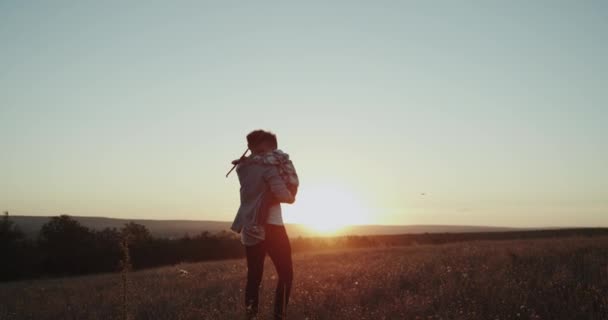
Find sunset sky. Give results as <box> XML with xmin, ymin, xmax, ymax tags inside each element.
<box><xmin>1</xmin><ymin>1</ymin><xmax>606</xmax><ymax>228</ymax></box>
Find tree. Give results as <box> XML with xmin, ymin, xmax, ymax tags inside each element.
<box><xmin>0</xmin><ymin>211</ymin><xmax>24</xmax><ymax>244</ymax></box>
<box><xmin>0</xmin><ymin>211</ymin><xmax>31</xmax><ymax>281</ymax></box>
<box><xmin>93</xmin><ymin>227</ymin><xmax>122</xmax><ymax>272</ymax></box>
<box><xmin>121</xmin><ymin>222</ymin><xmax>151</xmax><ymax>245</ymax></box>
<box><xmin>38</xmin><ymin>215</ymin><xmax>96</xmax><ymax>275</ymax></box>
<box><xmin>120</xmin><ymin>222</ymin><xmax>154</xmax><ymax>269</ymax></box>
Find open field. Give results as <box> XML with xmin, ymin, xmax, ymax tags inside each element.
<box><xmin>1</xmin><ymin>236</ymin><xmax>606</xmax><ymax>320</ymax></box>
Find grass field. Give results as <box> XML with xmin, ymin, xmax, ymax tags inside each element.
<box><xmin>1</xmin><ymin>236</ymin><xmax>606</xmax><ymax>320</ymax></box>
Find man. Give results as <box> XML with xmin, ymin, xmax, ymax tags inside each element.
<box><xmin>231</xmin><ymin>130</ymin><xmax>296</xmax><ymax>320</ymax></box>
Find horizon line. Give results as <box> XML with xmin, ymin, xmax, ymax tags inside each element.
<box><xmin>7</xmin><ymin>213</ymin><xmax>608</xmax><ymax>230</ymax></box>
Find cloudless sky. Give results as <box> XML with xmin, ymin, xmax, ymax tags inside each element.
<box><xmin>1</xmin><ymin>1</ymin><xmax>607</xmax><ymax>227</ymax></box>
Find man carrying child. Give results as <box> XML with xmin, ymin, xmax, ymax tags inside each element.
<box><xmin>230</xmin><ymin>130</ymin><xmax>299</xmax><ymax>320</ymax></box>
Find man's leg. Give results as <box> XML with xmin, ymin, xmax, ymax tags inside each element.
<box><xmin>245</xmin><ymin>242</ymin><xmax>266</xmax><ymax>316</ymax></box>
<box><xmin>265</xmin><ymin>225</ymin><xmax>293</xmax><ymax>320</ymax></box>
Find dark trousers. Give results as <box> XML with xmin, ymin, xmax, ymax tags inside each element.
<box><xmin>245</xmin><ymin>224</ymin><xmax>293</xmax><ymax>319</ymax></box>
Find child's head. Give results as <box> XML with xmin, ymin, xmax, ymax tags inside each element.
<box><xmin>247</xmin><ymin>130</ymin><xmax>278</xmax><ymax>154</ymax></box>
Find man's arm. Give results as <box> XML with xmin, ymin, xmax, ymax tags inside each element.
<box><xmin>262</xmin><ymin>166</ymin><xmax>295</xmax><ymax>204</ymax></box>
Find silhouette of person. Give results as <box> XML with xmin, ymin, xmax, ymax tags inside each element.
<box><xmin>230</xmin><ymin>130</ymin><xmax>297</xmax><ymax>320</ymax></box>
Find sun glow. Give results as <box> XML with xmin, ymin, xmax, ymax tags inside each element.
<box><xmin>283</xmin><ymin>183</ymin><xmax>371</xmax><ymax>235</ymax></box>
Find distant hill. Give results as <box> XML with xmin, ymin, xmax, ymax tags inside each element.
<box><xmin>10</xmin><ymin>215</ymin><xmax>525</xmax><ymax>239</ymax></box>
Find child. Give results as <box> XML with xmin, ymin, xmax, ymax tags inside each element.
<box><xmin>257</xmin><ymin>148</ymin><xmax>299</xmax><ymax>194</ymax></box>
<box><xmin>254</xmin><ymin>149</ymin><xmax>299</xmax><ymax>225</ymax></box>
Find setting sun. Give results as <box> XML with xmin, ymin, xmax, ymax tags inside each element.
<box><xmin>284</xmin><ymin>183</ymin><xmax>371</xmax><ymax>235</ymax></box>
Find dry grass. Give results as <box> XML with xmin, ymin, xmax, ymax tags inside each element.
<box><xmin>0</xmin><ymin>236</ymin><xmax>606</xmax><ymax>320</ymax></box>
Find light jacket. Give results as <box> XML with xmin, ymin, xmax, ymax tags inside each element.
<box><xmin>230</xmin><ymin>155</ymin><xmax>295</xmax><ymax>245</ymax></box>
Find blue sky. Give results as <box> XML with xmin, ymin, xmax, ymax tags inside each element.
<box><xmin>1</xmin><ymin>1</ymin><xmax>606</xmax><ymax>227</ymax></box>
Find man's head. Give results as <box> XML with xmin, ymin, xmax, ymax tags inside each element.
<box><xmin>247</xmin><ymin>130</ymin><xmax>278</xmax><ymax>154</ymax></box>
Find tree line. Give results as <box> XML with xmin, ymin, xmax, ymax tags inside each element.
<box><xmin>1</xmin><ymin>213</ymin><xmax>247</xmax><ymax>281</ymax></box>
<box><xmin>3</xmin><ymin>211</ymin><xmax>607</xmax><ymax>282</ymax></box>
<box><xmin>0</xmin><ymin>212</ymin><xmax>379</xmax><ymax>282</ymax></box>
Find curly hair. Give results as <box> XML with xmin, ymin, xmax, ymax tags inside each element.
<box><xmin>246</xmin><ymin>130</ymin><xmax>277</xmax><ymax>149</ymax></box>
